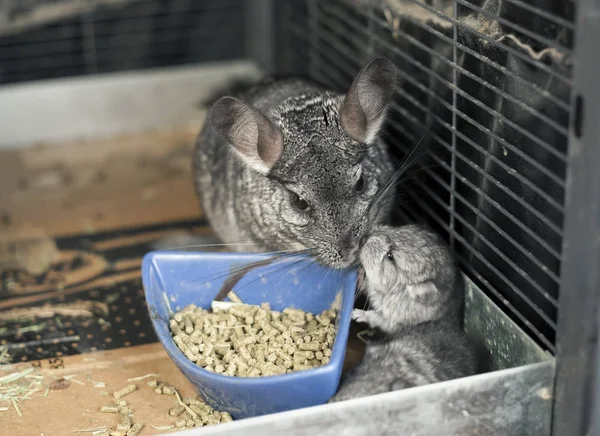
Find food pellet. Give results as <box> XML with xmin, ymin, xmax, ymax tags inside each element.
<box><xmin>162</xmin><ymin>386</ymin><xmax>176</xmax><ymax>395</ymax></box>
<box><xmin>119</xmin><ymin>414</ymin><xmax>131</xmax><ymax>428</ymax></box>
<box><xmin>227</xmin><ymin>291</ymin><xmax>243</xmax><ymax>303</ymax></box>
<box><xmin>175</xmin><ymin>419</ymin><xmax>186</xmax><ymax>428</ymax></box>
<box><xmin>100</xmin><ymin>405</ymin><xmax>120</xmax><ymax>413</ymax></box>
<box><xmin>169</xmin><ymin>405</ymin><xmax>185</xmax><ymax>417</ymax></box>
<box><xmin>113</xmin><ymin>384</ymin><xmax>137</xmax><ymax>400</ymax></box>
<box><xmin>126</xmin><ymin>423</ymin><xmax>143</xmax><ymax>436</ymax></box>
<box><xmin>169</xmin><ymin>295</ymin><xmax>339</xmax><ymax>377</ymax></box>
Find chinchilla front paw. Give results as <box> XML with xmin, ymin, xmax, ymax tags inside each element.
<box><xmin>352</xmin><ymin>309</ymin><xmax>372</xmax><ymax>325</ymax></box>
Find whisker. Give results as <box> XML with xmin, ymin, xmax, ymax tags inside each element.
<box><xmin>230</xmin><ymin>256</ymin><xmax>315</xmax><ymax>296</ymax></box>
<box><xmin>182</xmin><ymin>248</ymin><xmax>316</xmax><ymax>288</ymax></box>
<box><xmin>155</xmin><ymin>242</ymin><xmax>272</xmax><ymax>252</ymax></box>
<box><xmin>153</xmin><ymin>235</ymin><xmax>305</xmax><ymax>252</ymax></box>
<box><xmin>361</xmin><ymin>130</ymin><xmax>431</xmax><ymax>225</ymax></box>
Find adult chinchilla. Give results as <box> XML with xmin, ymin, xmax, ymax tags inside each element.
<box><xmin>193</xmin><ymin>58</ymin><xmax>398</xmax><ymax>269</ymax></box>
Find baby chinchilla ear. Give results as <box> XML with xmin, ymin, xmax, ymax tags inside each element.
<box><xmin>210</xmin><ymin>96</ymin><xmax>284</xmax><ymax>174</ymax></box>
<box><xmin>340</xmin><ymin>58</ymin><xmax>397</xmax><ymax>145</ymax></box>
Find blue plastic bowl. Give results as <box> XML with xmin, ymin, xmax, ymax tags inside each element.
<box><xmin>141</xmin><ymin>251</ymin><xmax>357</xmax><ymax>419</ymax></box>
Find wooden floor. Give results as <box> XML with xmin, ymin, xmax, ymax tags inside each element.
<box><xmin>0</xmin><ymin>125</ymin><xmax>202</xmax><ymax>238</ymax></box>
<box><xmin>0</xmin><ymin>126</ymin><xmax>209</xmax><ymax>434</ymax></box>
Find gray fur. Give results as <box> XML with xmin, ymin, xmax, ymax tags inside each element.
<box><xmin>354</xmin><ymin>224</ymin><xmax>465</xmax><ymax>332</ymax></box>
<box><xmin>330</xmin><ymin>224</ymin><xmax>477</xmax><ymax>402</ymax></box>
<box><xmin>193</xmin><ymin>58</ymin><xmax>397</xmax><ymax>268</ymax></box>
<box><xmin>331</xmin><ymin>324</ymin><xmax>477</xmax><ymax>401</ymax></box>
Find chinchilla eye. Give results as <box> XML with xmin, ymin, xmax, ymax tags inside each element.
<box><xmin>293</xmin><ymin>193</ymin><xmax>309</xmax><ymax>211</ymax></box>
<box><xmin>354</xmin><ymin>174</ymin><xmax>366</xmax><ymax>192</ymax></box>
<box><xmin>386</xmin><ymin>251</ymin><xmax>394</xmax><ymax>262</ymax></box>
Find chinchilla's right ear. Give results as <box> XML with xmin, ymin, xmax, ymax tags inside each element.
<box><xmin>210</xmin><ymin>97</ymin><xmax>284</xmax><ymax>174</ymax></box>
<box><xmin>340</xmin><ymin>58</ymin><xmax>397</xmax><ymax>145</ymax></box>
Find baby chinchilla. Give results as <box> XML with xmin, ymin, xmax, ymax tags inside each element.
<box><xmin>193</xmin><ymin>58</ymin><xmax>398</xmax><ymax>269</ymax></box>
<box><xmin>353</xmin><ymin>224</ymin><xmax>466</xmax><ymax>331</ymax></box>
<box><xmin>330</xmin><ymin>224</ymin><xmax>477</xmax><ymax>402</ymax></box>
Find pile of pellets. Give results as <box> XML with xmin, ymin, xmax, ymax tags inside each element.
<box><xmin>148</xmin><ymin>379</ymin><xmax>233</xmax><ymax>429</ymax></box>
<box><xmin>169</xmin><ymin>292</ymin><xmax>338</xmax><ymax>376</ymax></box>
<box><xmin>98</xmin><ymin>380</ymin><xmax>232</xmax><ymax>435</ymax></box>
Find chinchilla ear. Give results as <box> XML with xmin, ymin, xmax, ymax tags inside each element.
<box><xmin>340</xmin><ymin>58</ymin><xmax>397</xmax><ymax>144</ymax></box>
<box><xmin>210</xmin><ymin>96</ymin><xmax>284</xmax><ymax>174</ymax></box>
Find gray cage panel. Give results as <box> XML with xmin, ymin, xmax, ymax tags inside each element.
<box><xmin>0</xmin><ymin>0</ymin><xmax>246</xmax><ymax>85</ymax></box>
<box><xmin>273</xmin><ymin>0</ymin><xmax>574</xmax><ymax>353</ymax></box>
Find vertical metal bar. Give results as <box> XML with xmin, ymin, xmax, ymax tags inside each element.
<box><xmin>367</xmin><ymin>0</ymin><xmax>375</xmax><ymax>61</ymax></box>
<box><xmin>449</xmin><ymin>0</ymin><xmax>458</xmax><ymax>250</ymax></box>
<box><xmin>245</xmin><ymin>0</ymin><xmax>274</xmax><ymax>72</ymax></box>
<box><xmin>308</xmin><ymin>0</ymin><xmax>320</xmax><ymax>79</ymax></box>
<box><xmin>591</xmin><ymin>303</ymin><xmax>600</xmax><ymax>435</ymax></box>
<box><xmin>81</xmin><ymin>4</ymin><xmax>98</xmax><ymax>75</ymax></box>
<box><xmin>0</xmin><ymin>0</ymin><xmax>13</xmax><ymax>31</ymax></box>
<box><xmin>282</xmin><ymin>1</ymin><xmax>291</xmax><ymax>73</ymax></box>
<box><xmin>551</xmin><ymin>0</ymin><xmax>600</xmax><ymax>433</ymax></box>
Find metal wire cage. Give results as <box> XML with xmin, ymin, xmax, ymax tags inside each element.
<box><xmin>0</xmin><ymin>0</ymin><xmax>598</xmax><ymax>435</ymax></box>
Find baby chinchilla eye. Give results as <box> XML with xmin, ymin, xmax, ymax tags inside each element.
<box><xmin>354</xmin><ymin>174</ymin><xmax>366</xmax><ymax>193</ymax></box>
<box><xmin>293</xmin><ymin>193</ymin><xmax>309</xmax><ymax>211</ymax></box>
<box><xmin>386</xmin><ymin>251</ymin><xmax>394</xmax><ymax>262</ymax></box>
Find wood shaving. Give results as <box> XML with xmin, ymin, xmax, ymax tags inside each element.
<box><xmin>126</xmin><ymin>374</ymin><xmax>158</xmax><ymax>382</ymax></box>
<box><xmin>11</xmin><ymin>398</ymin><xmax>21</xmax><ymax>416</ymax></box>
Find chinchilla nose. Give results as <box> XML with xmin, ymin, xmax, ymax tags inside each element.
<box><xmin>338</xmin><ymin>230</ymin><xmax>359</xmax><ymax>260</ymax></box>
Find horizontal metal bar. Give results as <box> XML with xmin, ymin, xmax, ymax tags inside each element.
<box><xmin>312</xmin><ymin>59</ymin><xmax>562</xmax><ymax>318</ymax></box>
<box><xmin>321</xmin><ymin>1</ymin><xmax>571</xmax><ymax>111</ymax></box>
<box><xmin>370</xmin><ymin>0</ymin><xmax>572</xmax><ymax>85</ymax></box>
<box><xmin>501</xmin><ymin>0</ymin><xmax>575</xmax><ymax>30</ymax></box>
<box><xmin>416</xmin><ymin>180</ymin><xmax>558</xmax><ymax>327</ymax></box>
<box><xmin>1</xmin><ymin>17</ymin><xmax>241</xmax><ymax>61</ymax></box>
<box><xmin>451</xmin><ymin>0</ymin><xmax>572</xmax><ymax>55</ymax></box>
<box><xmin>0</xmin><ymin>4</ymin><xmax>243</xmax><ymax>46</ymax></box>
<box><xmin>312</xmin><ymin>58</ymin><xmax>562</xmax><ymax>309</ymax></box>
<box><xmin>1</xmin><ymin>24</ymin><xmax>242</xmax><ymax>65</ymax></box>
<box><xmin>406</xmin><ymin>190</ymin><xmax>558</xmax><ymax>336</ymax></box>
<box><xmin>367</xmin><ymin>12</ymin><xmax>571</xmax><ymax>137</ymax></box>
<box><xmin>317</xmin><ymin>3</ymin><xmax>571</xmax><ymax>163</ymax></box>
<box><xmin>385</xmin><ymin>99</ymin><xmax>564</xmax><ymax>260</ymax></box>
<box><xmin>385</xmin><ymin>109</ymin><xmax>562</xmax><ymax>296</ymax></box>
<box><xmin>412</xmin><ymin>152</ymin><xmax>560</xmax><ymax>312</ymax></box>
<box><xmin>0</xmin><ymin>40</ymin><xmax>245</xmax><ymax>81</ymax></box>
<box><xmin>308</xmin><ymin>47</ymin><xmax>566</xmax><ymax>251</ymax></box>
<box><xmin>401</xmin><ymin>190</ymin><xmax>557</xmax><ymax>351</ymax></box>
<box><xmin>307</xmin><ymin>27</ymin><xmax>568</xmax><ymax>216</ymax></box>
<box><xmin>382</xmin><ymin>118</ymin><xmax>561</xmax><ymax>309</ymax></box>
<box><xmin>367</xmin><ymin>11</ymin><xmax>571</xmax><ymax>141</ymax></box>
